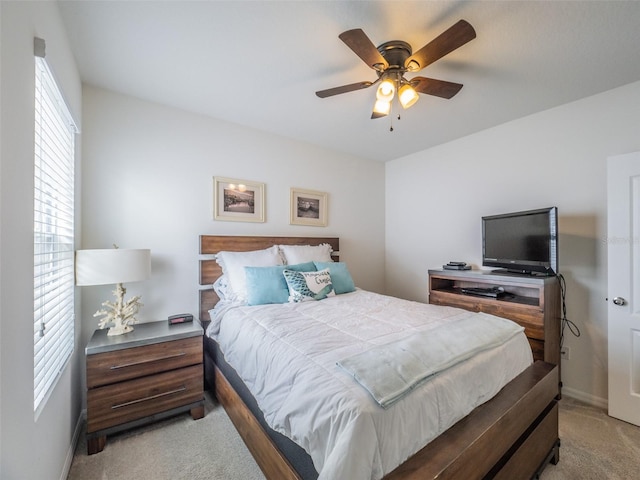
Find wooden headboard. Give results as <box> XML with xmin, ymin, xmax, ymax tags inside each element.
<box><xmin>198</xmin><ymin>235</ymin><xmax>339</xmax><ymax>321</ymax></box>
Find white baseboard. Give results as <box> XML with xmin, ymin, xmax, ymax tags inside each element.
<box><xmin>59</xmin><ymin>409</ymin><xmax>86</xmax><ymax>480</ymax></box>
<box><xmin>561</xmin><ymin>386</ymin><xmax>608</xmax><ymax>410</ymax></box>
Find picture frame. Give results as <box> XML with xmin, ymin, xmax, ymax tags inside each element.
<box><xmin>214</xmin><ymin>176</ymin><xmax>265</xmax><ymax>223</ymax></box>
<box><xmin>290</xmin><ymin>187</ymin><xmax>327</xmax><ymax>227</ymax></box>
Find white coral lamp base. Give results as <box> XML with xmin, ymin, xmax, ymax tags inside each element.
<box><xmin>95</xmin><ymin>283</ymin><xmax>142</xmax><ymax>336</ymax></box>
<box><xmin>107</xmin><ymin>318</ymin><xmax>134</xmax><ymax>336</ymax></box>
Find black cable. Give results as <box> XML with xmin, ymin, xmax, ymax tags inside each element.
<box><xmin>556</xmin><ymin>273</ymin><xmax>580</xmax><ymax>347</ymax></box>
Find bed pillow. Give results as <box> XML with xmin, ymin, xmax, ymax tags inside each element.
<box><xmin>313</xmin><ymin>261</ymin><xmax>356</xmax><ymax>294</ymax></box>
<box><xmin>283</xmin><ymin>268</ymin><xmax>335</xmax><ymax>303</ymax></box>
<box><xmin>212</xmin><ymin>275</ymin><xmax>232</xmax><ymax>301</ymax></box>
<box><xmin>245</xmin><ymin>262</ymin><xmax>316</xmax><ymax>306</ymax></box>
<box><xmin>279</xmin><ymin>244</ymin><xmax>333</xmax><ymax>264</ymax></box>
<box><xmin>215</xmin><ymin>246</ymin><xmax>283</xmax><ymax>301</ymax></box>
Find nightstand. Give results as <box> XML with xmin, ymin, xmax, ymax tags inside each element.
<box><xmin>85</xmin><ymin>320</ymin><xmax>204</xmax><ymax>454</ymax></box>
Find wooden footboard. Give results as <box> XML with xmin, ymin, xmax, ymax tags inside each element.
<box><xmin>384</xmin><ymin>361</ymin><xmax>559</xmax><ymax>479</ymax></box>
<box><xmin>213</xmin><ymin>358</ymin><xmax>558</xmax><ymax>480</ymax></box>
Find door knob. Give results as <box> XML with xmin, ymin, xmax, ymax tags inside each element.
<box><xmin>612</xmin><ymin>297</ymin><xmax>627</xmax><ymax>306</ymax></box>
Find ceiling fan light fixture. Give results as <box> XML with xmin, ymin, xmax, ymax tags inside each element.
<box><xmin>372</xmin><ymin>99</ymin><xmax>391</xmax><ymax>116</ymax></box>
<box><xmin>376</xmin><ymin>78</ymin><xmax>395</xmax><ymax>102</ymax></box>
<box><xmin>399</xmin><ymin>84</ymin><xmax>419</xmax><ymax>109</ymax></box>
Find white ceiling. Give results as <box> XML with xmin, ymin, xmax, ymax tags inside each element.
<box><xmin>57</xmin><ymin>0</ymin><xmax>640</xmax><ymax>162</ymax></box>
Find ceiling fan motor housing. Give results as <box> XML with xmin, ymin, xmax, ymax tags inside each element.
<box><xmin>376</xmin><ymin>41</ymin><xmax>412</xmax><ymax>76</ymax></box>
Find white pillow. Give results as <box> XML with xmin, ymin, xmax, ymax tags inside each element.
<box><xmin>212</xmin><ymin>275</ymin><xmax>232</xmax><ymax>301</ymax></box>
<box><xmin>279</xmin><ymin>243</ymin><xmax>333</xmax><ymax>264</ymax></box>
<box><xmin>283</xmin><ymin>268</ymin><xmax>335</xmax><ymax>303</ymax></box>
<box><xmin>215</xmin><ymin>246</ymin><xmax>283</xmax><ymax>301</ymax></box>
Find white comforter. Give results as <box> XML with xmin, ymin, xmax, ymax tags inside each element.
<box><xmin>208</xmin><ymin>289</ymin><xmax>533</xmax><ymax>480</ymax></box>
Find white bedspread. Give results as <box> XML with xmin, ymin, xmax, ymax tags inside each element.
<box><xmin>207</xmin><ymin>289</ymin><xmax>533</xmax><ymax>480</ymax></box>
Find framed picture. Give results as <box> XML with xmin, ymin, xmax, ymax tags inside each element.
<box><xmin>214</xmin><ymin>176</ymin><xmax>265</xmax><ymax>222</ymax></box>
<box><xmin>290</xmin><ymin>188</ymin><xmax>327</xmax><ymax>227</ymax></box>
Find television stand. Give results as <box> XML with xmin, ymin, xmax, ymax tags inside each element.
<box><xmin>428</xmin><ymin>269</ymin><xmax>561</xmax><ymax>370</ymax></box>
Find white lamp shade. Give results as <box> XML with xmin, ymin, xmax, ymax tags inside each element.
<box><xmin>75</xmin><ymin>249</ymin><xmax>151</xmax><ymax>286</ymax></box>
<box><xmin>399</xmin><ymin>84</ymin><xmax>419</xmax><ymax>109</ymax></box>
<box><xmin>376</xmin><ymin>79</ymin><xmax>395</xmax><ymax>102</ymax></box>
<box><xmin>373</xmin><ymin>99</ymin><xmax>391</xmax><ymax>116</ymax></box>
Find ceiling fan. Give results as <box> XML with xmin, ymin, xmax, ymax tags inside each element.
<box><xmin>316</xmin><ymin>20</ymin><xmax>476</xmax><ymax>119</ymax></box>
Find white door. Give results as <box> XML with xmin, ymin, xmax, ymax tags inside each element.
<box><xmin>608</xmin><ymin>151</ymin><xmax>640</xmax><ymax>426</ymax></box>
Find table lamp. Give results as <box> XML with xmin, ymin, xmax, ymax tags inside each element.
<box><xmin>76</xmin><ymin>247</ymin><xmax>151</xmax><ymax>336</ymax></box>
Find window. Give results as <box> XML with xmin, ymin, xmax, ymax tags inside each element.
<box><xmin>33</xmin><ymin>38</ymin><xmax>77</xmax><ymax>414</ymax></box>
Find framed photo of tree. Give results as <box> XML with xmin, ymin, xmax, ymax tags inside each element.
<box><xmin>290</xmin><ymin>187</ymin><xmax>327</xmax><ymax>227</ymax></box>
<box><xmin>214</xmin><ymin>177</ymin><xmax>265</xmax><ymax>222</ymax></box>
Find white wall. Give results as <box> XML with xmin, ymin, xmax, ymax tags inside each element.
<box><xmin>385</xmin><ymin>80</ymin><xmax>640</xmax><ymax>406</ymax></box>
<box><xmin>80</xmin><ymin>85</ymin><xmax>386</xmax><ymax>372</ymax></box>
<box><xmin>0</xmin><ymin>2</ymin><xmax>83</xmax><ymax>479</ymax></box>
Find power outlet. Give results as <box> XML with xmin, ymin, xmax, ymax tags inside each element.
<box><xmin>560</xmin><ymin>346</ymin><xmax>571</xmax><ymax>360</ymax></box>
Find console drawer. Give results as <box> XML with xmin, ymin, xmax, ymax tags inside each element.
<box><xmin>87</xmin><ymin>364</ymin><xmax>203</xmax><ymax>433</ymax></box>
<box><xmin>87</xmin><ymin>336</ymin><xmax>202</xmax><ymax>388</ymax></box>
<box><xmin>473</xmin><ymin>303</ymin><xmax>544</xmax><ymax>340</ymax></box>
<box><xmin>430</xmin><ymin>292</ymin><xmax>545</xmax><ymax>340</ymax></box>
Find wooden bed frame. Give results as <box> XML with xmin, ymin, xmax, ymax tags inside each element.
<box><xmin>199</xmin><ymin>235</ymin><xmax>560</xmax><ymax>480</ymax></box>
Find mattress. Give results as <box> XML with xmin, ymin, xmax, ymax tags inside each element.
<box><xmin>207</xmin><ymin>289</ymin><xmax>533</xmax><ymax>480</ymax></box>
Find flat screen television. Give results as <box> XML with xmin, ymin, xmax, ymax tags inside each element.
<box><xmin>482</xmin><ymin>207</ymin><xmax>558</xmax><ymax>276</ymax></box>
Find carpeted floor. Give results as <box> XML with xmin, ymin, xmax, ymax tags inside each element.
<box><xmin>68</xmin><ymin>392</ymin><xmax>264</xmax><ymax>480</ymax></box>
<box><xmin>67</xmin><ymin>393</ymin><xmax>640</xmax><ymax>480</ymax></box>
<box><xmin>539</xmin><ymin>397</ymin><xmax>640</xmax><ymax>480</ymax></box>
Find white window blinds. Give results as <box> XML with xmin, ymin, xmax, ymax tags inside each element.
<box><xmin>33</xmin><ymin>39</ymin><xmax>77</xmax><ymax>414</ymax></box>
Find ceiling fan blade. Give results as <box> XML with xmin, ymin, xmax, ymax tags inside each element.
<box><xmin>315</xmin><ymin>81</ymin><xmax>373</xmax><ymax>98</ymax></box>
<box><xmin>339</xmin><ymin>29</ymin><xmax>389</xmax><ymax>71</ymax></box>
<box><xmin>411</xmin><ymin>77</ymin><xmax>464</xmax><ymax>99</ymax></box>
<box><xmin>405</xmin><ymin>20</ymin><xmax>476</xmax><ymax>72</ymax></box>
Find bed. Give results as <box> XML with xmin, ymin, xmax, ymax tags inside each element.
<box><xmin>198</xmin><ymin>235</ymin><xmax>560</xmax><ymax>480</ymax></box>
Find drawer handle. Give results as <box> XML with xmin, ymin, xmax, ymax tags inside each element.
<box><xmin>110</xmin><ymin>352</ymin><xmax>187</xmax><ymax>370</ymax></box>
<box><xmin>112</xmin><ymin>386</ymin><xmax>187</xmax><ymax>409</ymax></box>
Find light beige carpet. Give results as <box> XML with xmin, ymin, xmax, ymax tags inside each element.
<box><xmin>67</xmin><ymin>393</ymin><xmax>640</xmax><ymax>480</ymax></box>
<box><xmin>539</xmin><ymin>397</ymin><xmax>640</xmax><ymax>480</ymax></box>
<box><xmin>68</xmin><ymin>393</ymin><xmax>264</xmax><ymax>480</ymax></box>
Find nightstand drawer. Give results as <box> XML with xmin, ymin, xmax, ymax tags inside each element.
<box><xmin>87</xmin><ymin>363</ymin><xmax>203</xmax><ymax>433</ymax></box>
<box><xmin>87</xmin><ymin>336</ymin><xmax>202</xmax><ymax>388</ymax></box>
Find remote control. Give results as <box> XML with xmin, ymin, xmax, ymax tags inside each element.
<box><xmin>447</xmin><ymin>261</ymin><xmax>467</xmax><ymax>266</ymax></box>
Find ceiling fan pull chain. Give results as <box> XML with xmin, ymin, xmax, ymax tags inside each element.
<box><xmin>389</xmin><ymin>113</ymin><xmax>402</xmax><ymax>132</ymax></box>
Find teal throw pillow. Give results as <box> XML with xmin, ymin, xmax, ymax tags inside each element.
<box><xmin>314</xmin><ymin>262</ymin><xmax>356</xmax><ymax>294</ymax></box>
<box><xmin>245</xmin><ymin>262</ymin><xmax>316</xmax><ymax>306</ymax></box>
